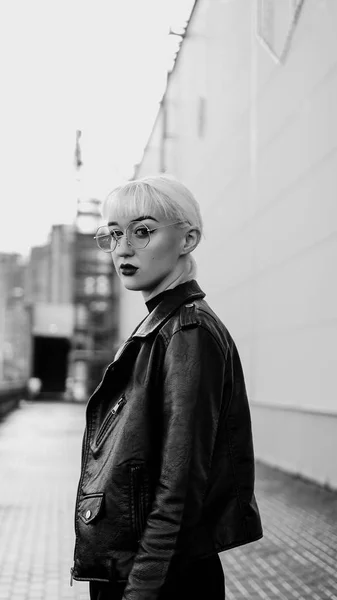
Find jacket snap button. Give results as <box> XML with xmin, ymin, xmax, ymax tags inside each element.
<box><xmin>85</xmin><ymin>510</ymin><xmax>91</xmax><ymax>520</ymax></box>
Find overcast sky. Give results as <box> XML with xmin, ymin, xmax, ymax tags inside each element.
<box><xmin>0</xmin><ymin>0</ymin><xmax>195</xmax><ymax>256</ymax></box>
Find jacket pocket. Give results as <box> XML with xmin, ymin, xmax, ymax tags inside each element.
<box><xmin>129</xmin><ymin>464</ymin><xmax>147</xmax><ymax>543</ymax></box>
<box><xmin>79</xmin><ymin>493</ymin><xmax>104</xmax><ymax>524</ymax></box>
<box><xmin>95</xmin><ymin>395</ymin><xmax>127</xmax><ymax>447</ymax></box>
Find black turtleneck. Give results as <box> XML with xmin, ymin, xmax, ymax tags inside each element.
<box><xmin>145</xmin><ymin>280</ymin><xmax>196</xmax><ymax>313</ymax></box>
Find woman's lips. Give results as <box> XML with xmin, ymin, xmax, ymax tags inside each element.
<box><xmin>119</xmin><ymin>264</ymin><xmax>138</xmax><ymax>276</ymax></box>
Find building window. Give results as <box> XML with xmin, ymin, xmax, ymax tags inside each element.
<box><xmin>96</xmin><ymin>275</ymin><xmax>110</xmax><ymax>296</ymax></box>
<box><xmin>84</xmin><ymin>276</ymin><xmax>96</xmax><ymax>295</ymax></box>
<box><xmin>82</xmin><ymin>275</ymin><xmax>110</xmax><ymax>296</ymax></box>
<box><xmin>90</xmin><ymin>300</ymin><xmax>108</xmax><ymax>312</ymax></box>
<box><xmin>76</xmin><ymin>304</ymin><xmax>88</xmax><ymax>328</ymax></box>
<box><xmin>74</xmin><ymin>333</ymin><xmax>87</xmax><ymax>350</ymax></box>
<box><xmin>91</xmin><ymin>312</ymin><xmax>105</xmax><ymax>329</ymax></box>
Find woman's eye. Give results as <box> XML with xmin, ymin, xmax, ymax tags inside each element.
<box><xmin>134</xmin><ymin>226</ymin><xmax>149</xmax><ymax>238</ymax></box>
<box><xmin>110</xmin><ymin>230</ymin><xmax>123</xmax><ymax>240</ymax></box>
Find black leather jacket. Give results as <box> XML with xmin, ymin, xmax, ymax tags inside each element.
<box><xmin>72</xmin><ymin>280</ymin><xmax>262</xmax><ymax>599</ymax></box>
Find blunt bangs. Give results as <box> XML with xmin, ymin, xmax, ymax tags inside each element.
<box><xmin>102</xmin><ymin>175</ymin><xmax>203</xmax><ymax>236</ymax></box>
<box><xmin>103</xmin><ymin>183</ymin><xmax>179</xmax><ymax>223</ymax></box>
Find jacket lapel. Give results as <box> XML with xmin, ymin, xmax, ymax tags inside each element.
<box><xmin>86</xmin><ymin>281</ymin><xmax>205</xmax><ymax>413</ymax></box>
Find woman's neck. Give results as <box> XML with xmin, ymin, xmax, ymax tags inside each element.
<box><xmin>142</xmin><ymin>267</ymin><xmax>192</xmax><ymax>303</ymax></box>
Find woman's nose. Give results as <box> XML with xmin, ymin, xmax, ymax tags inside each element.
<box><xmin>114</xmin><ymin>234</ymin><xmax>135</xmax><ymax>257</ymax></box>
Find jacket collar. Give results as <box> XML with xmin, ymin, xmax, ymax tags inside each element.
<box><xmin>132</xmin><ymin>280</ymin><xmax>205</xmax><ymax>338</ymax></box>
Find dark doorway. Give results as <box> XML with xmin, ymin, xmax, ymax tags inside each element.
<box><xmin>33</xmin><ymin>336</ymin><xmax>70</xmax><ymax>395</ymax></box>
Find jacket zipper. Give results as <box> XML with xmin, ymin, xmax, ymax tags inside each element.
<box><xmin>130</xmin><ymin>465</ymin><xmax>146</xmax><ymax>542</ymax></box>
<box><xmin>72</xmin><ymin>395</ymin><xmax>126</xmax><ymax>582</ymax></box>
<box><xmin>95</xmin><ymin>396</ymin><xmax>126</xmax><ymax>446</ymax></box>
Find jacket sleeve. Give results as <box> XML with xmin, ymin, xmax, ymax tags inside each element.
<box><xmin>122</xmin><ymin>325</ymin><xmax>228</xmax><ymax>600</ymax></box>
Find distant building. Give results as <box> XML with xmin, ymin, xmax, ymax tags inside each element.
<box><xmin>25</xmin><ymin>244</ymin><xmax>50</xmax><ymax>303</ymax></box>
<box><xmin>24</xmin><ymin>226</ymin><xmax>75</xmax><ymax>397</ymax></box>
<box><xmin>69</xmin><ymin>198</ymin><xmax>119</xmax><ymax>399</ymax></box>
<box><xmin>49</xmin><ymin>224</ymin><xmax>74</xmax><ymax>304</ymax></box>
<box><xmin>25</xmin><ymin>224</ymin><xmax>74</xmax><ymax>305</ymax></box>
<box><xmin>122</xmin><ymin>0</ymin><xmax>337</xmax><ymax>488</ymax></box>
<box><xmin>24</xmin><ymin>210</ymin><xmax>119</xmax><ymax>399</ymax></box>
<box><xmin>0</xmin><ymin>253</ymin><xmax>31</xmax><ymax>405</ymax></box>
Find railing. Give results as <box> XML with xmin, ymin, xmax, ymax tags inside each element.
<box><xmin>0</xmin><ymin>380</ymin><xmax>27</xmax><ymax>419</ymax></box>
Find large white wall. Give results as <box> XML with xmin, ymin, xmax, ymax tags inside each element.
<box><xmin>121</xmin><ymin>0</ymin><xmax>337</xmax><ymax>487</ymax></box>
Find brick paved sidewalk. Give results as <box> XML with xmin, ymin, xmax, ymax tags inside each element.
<box><xmin>0</xmin><ymin>401</ymin><xmax>336</xmax><ymax>600</ymax></box>
<box><xmin>0</xmin><ymin>401</ymin><xmax>86</xmax><ymax>600</ymax></box>
<box><xmin>222</xmin><ymin>463</ymin><xmax>337</xmax><ymax>600</ymax></box>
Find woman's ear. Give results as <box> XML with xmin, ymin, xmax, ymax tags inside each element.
<box><xmin>180</xmin><ymin>227</ymin><xmax>201</xmax><ymax>256</ymax></box>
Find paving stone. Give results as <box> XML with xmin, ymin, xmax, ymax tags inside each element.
<box><xmin>0</xmin><ymin>400</ymin><xmax>336</xmax><ymax>599</ymax></box>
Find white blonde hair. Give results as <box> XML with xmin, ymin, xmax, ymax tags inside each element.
<box><xmin>102</xmin><ymin>174</ymin><xmax>203</xmax><ymax>279</ymax></box>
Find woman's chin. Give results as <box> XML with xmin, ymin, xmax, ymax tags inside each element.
<box><xmin>120</xmin><ymin>277</ymin><xmax>143</xmax><ymax>291</ymax></box>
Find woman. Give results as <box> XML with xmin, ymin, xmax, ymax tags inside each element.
<box><xmin>71</xmin><ymin>175</ymin><xmax>263</xmax><ymax>600</ymax></box>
